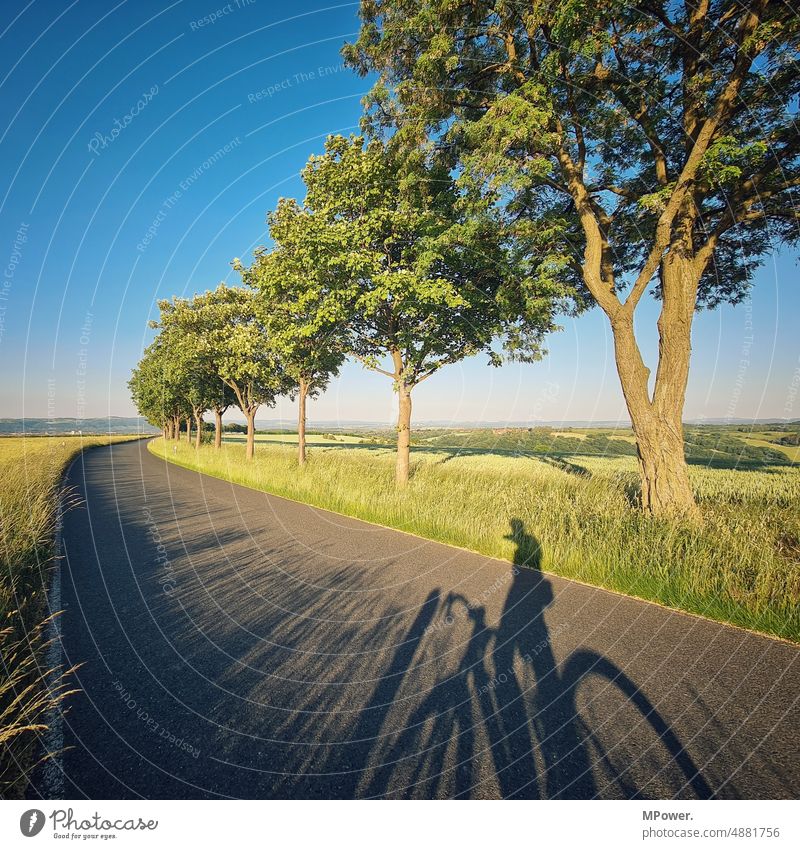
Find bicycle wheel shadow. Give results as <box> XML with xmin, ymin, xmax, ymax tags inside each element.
<box><xmin>337</xmin><ymin>518</ymin><xmax>713</xmax><ymax>799</ymax></box>
<box><xmin>494</xmin><ymin>518</ymin><xmax>711</xmax><ymax>798</ymax></box>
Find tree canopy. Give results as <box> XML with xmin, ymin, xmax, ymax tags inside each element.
<box><xmin>252</xmin><ymin>134</ymin><xmax>563</xmax><ymax>482</ymax></box>
<box><xmin>235</xmin><ymin>209</ymin><xmax>348</xmax><ymax>465</ymax></box>
<box><xmin>154</xmin><ymin>285</ymin><xmax>290</xmax><ymax>459</ymax></box>
<box><xmin>130</xmin><ymin>3</ymin><xmax>798</xmax><ymax>507</ymax></box>
<box><xmin>345</xmin><ymin>1</ymin><xmax>798</xmax><ymax>306</ymax></box>
<box><xmin>344</xmin><ymin>0</ymin><xmax>799</xmax><ymax>511</ymax></box>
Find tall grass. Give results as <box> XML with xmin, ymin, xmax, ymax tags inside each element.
<box><xmin>0</xmin><ymin>435</ymin><xmax>141</xmax><ymax>798</ymax></box>
<box><xmin>152</xmin><ymin>438</ymin><xmax>800</xmax><ymax>642</ymax></box>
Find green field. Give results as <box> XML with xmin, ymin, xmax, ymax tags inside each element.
<box><xmin>217</xmin><ymin>423</ymin><xmax>800</xmax><ymax>466</ymax></box>
<box><xmin>331</xmin><ymin>423</ymin><xmax>799</xmax><ymax>467</ymax></box>
<box><xmin>151</xmin><ymin>434</ymin><xmax>800</xmax><ymax>642</ymax></box>
<box><xmin>741</xmin><ymin>436</ymin><xmax>800</xmax><ymax>463</ymax></box>
<box><xmin>0</xmin><ymin>434</ymin><xmax>143</xmax><ymax>797</ymax></box>
<box><xmin>223</xmin><ymin>431</ymin><xmax>366</xmax><ymax>446</ymax></box>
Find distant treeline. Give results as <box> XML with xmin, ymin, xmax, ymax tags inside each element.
<box><xmin>356</xmin><ymin>425</ymin><xmax>795</xmax><ymax>465</ymax></box>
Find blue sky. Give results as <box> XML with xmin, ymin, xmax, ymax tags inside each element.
<box><xmin>0</xmin><ymin>0</ymin><xmax>797</xmax><ymax>425</ymax></box>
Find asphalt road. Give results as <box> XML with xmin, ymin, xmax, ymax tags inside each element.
<box><xmin>29</xmin><ymin>439</ymin><xmax>800</xmax><ymax>799</ymax></box>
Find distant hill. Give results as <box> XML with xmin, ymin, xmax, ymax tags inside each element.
<box><xmin>0</xmin><ymin>417</ymin><xmax>160</xmax><ymax>435</ymax></box>
<box><xmin>2</xmin><ymin>416</ymin><xmax>796</xmax><ymax>436</ymax></box>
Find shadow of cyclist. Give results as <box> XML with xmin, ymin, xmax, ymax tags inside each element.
<box><xmin>491</xmin><ymin>518</ymin><xmax>596</xmax><ymax>798</ymax></box>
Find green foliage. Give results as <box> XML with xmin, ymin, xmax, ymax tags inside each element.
<box><xmin>416</xmin><ymin>427</ymin><xmax>638</xmax><ymax>456</ymax></box>
<box><xmin>683</xmin><ymin>429</ymin><xmax>789</xmax><ymax>465</ymax></box>
<box><xmin>343</xmin><ymin>425</ymin><xmax>792</xmax><ymax>464</ymax></box>
<box><xmin>345</xmin><ymin>1</ymin><xmax>799</xmax><ymax>308</ymax></box>
<box><xmin>133</xmin><ymin>298</ymin><xmax>236</xmax><ymax>431</ymax></box>
<box><xmin>234</xmin><ymin>198</ymin><xmax>346</xmax><ymax>400</ymax></box>
<box><xmin>155</xmin><ymin>285</ymin><xmax>290</xmax><ymax>418</ymax></box>
<box><xmin>260</xmin><ymin>134</ymin><xmax>559</xmax><ymax>387</ymax></box>
<box><xmin>128</xmin><ymin>335</ymin><xmax>190</xmax><ymax>429</ymax></box>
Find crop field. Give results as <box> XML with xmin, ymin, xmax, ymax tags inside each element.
<box><xmin>151</xmin><ymin>434</ymin><xmax>800</xmax><ymax>642</ymax></box>
<box><xmin>222</xmin><ymin>431</ymin><xmax>366</xmax><ymax>446</ymax></box>
<box><xmin>347</xmin><ymin>423</ymin><xmax>800</xmax><ymax>466</ymax></box>
<box><xmin>0</xmin><ymin>434</ymin><xmax>143</xmax><ymax>797</ymax></box>
<box><xmin>741</xmin><ymin>436</ymin><xmax>800</xmax><ymax>463</ymax></box>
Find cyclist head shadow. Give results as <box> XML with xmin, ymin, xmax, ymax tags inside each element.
<box><xmin>502</xmin><ymin>517</ymin><xmax>555</xmax><ymax>622</ymax></box>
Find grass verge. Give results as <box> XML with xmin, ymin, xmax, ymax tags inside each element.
<box><xmin>0</xmin><ymin>435</ymin><xmax>143</xmax><ymax>798</ymax></box>
<box><xmin>151</xmin><ymin>437</ymin><xmax>800</xmax><ymax>642</ymax></box>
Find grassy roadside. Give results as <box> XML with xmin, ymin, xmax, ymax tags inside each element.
<box><xmin>151</xmin><ymin>437</ymin><xmax>800</xmax><ymax>642</ymax></box>
<box><xmin>0</xmin><ymin>434</ymin><xmax>144</xmax><ymax>798</ymax></box>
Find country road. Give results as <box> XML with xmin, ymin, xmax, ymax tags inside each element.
<box><xmin>29</xmin><ymin>439</ymin><xmax>800</xmax><ymax>799</ymax></box>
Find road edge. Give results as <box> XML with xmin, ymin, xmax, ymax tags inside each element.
<box><xmin>147</xmin><ymin>437</ymin><xmax>799</xmax><ymax>648</ymax></box>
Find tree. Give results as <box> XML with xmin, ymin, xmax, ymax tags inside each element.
<box><xmin>208</xmin><ymin>380</ymin><xmax>237</xmax><ymax>449</ymax></box>
<box><xmin>129</xmin><ymin>352</ymin><xmax>162</xmax><ymax>436</ymax></box>
<box><xmin>182</xmin><ymin>358</ymin><xmax>215</xmax><ymax>450</ymax></box>
<box><xmin>235</xmin><ymin>219</ymin><xmax>347</xmax><ymax>466</ymax></box>
<box><xmin>174</xmin><ymin>285</ymin><xmax>290</xmax><ymax>461</ymax></box>
<box><xmin>274</xmin><ymin>135</ymin><xmax>560</xmax><ymax>485</ymax></box>
<box><xmin>172</xmin><ymin>337</ymin><xmax>213</xmax><ymax>450</ymax></box>
<box><xmin>129</xmin><ymin>336</ymin><xmax>188</xmax><ymax>440</ymax></box>
<box><xmin>150</xmin><ymin>303</ymin><xmax>227</xmax><ymax>450</ymax></box>
<box><xmin>345</xmin><ymin>1</ymin><xmax>800</xmax><ymax>513</ymax></box>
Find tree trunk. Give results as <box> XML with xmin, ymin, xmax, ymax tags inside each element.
<box><xmin>194</xmin><ymin>412</ymin><xmax>202</xmax><ymax>449</ymax></box>
<box><xmin>172</xmin><ymin>416</ymin><xmax>179</xmax><ymax>440</ymax></box>
<box><xmin>186</xmin><ymin>418</ymin><xmax>192</xmax><ymax>445</ymax></box>
<box><xmin>396</xmin><ymin>381</ymin><xmax>412</xmax><ymax>487</ymax></box>
<box><xmin>214</xmin><ymin>410</ymin><xmax>223</xmax><ymax>449</ymax></box>
<box><xmin>297</xmin><ymin>380</ymin><xmax>308</xmax><ymax>466</ymax></box>
<box><xmin>245</xmin><ymin>411</ymin><xmax>255</xmax><ymax>461</ymax></box>
<box><xmin>630</xmin><ymin>410</ymin><xmax>694</xmax><ymax>514</ymax></box>
<box><xmin>609</xmin><ymin>251</ymin><xmax>698</xmax><ymax>516</ymax></box>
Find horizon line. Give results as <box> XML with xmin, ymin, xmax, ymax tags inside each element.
<box><xmin>4</xmin><ymin>415</ymin><xmax>799</xmax><ymax>428</ymax></box>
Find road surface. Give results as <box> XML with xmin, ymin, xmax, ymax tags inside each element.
<box><xmin>29</xmin><ymin>439</ymin><xmax>800</xmax><ymax>799</ymax></box>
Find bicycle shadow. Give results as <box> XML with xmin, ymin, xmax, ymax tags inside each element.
<box><xmin>337</xmin><ymin>518</ymin><xmax>713</xmax><ymax>799</ymax></box>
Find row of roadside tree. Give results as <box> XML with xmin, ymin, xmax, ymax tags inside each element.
<box><xmin>132</xmin><ymin>1</ymin><xmax>799</xmax><ymax>514</ymax></box>
<box><xmin>129</xmin><ymin>136</ymin><xmax>556</xmax><ymax>484</ymax></box>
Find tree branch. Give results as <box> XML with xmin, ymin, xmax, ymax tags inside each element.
<box><xmin>623</xmin><ymin>0</ymin><xmax>767</xmax><ymax>314</ymax></box>
<box><xmin>351</xmin><ymin>353</ymin><xmax>396</xmax><ymax>379</ymax></box>
<box><xmin>695</xmin><ymin>185</ymin><xmax>800</xmax><ymax>273</ymax></box>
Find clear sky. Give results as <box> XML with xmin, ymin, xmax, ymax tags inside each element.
<box><xmin>1</xmin><ymin>0</ymin><xmax>797</xmax><ymax>426</ymax></box>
